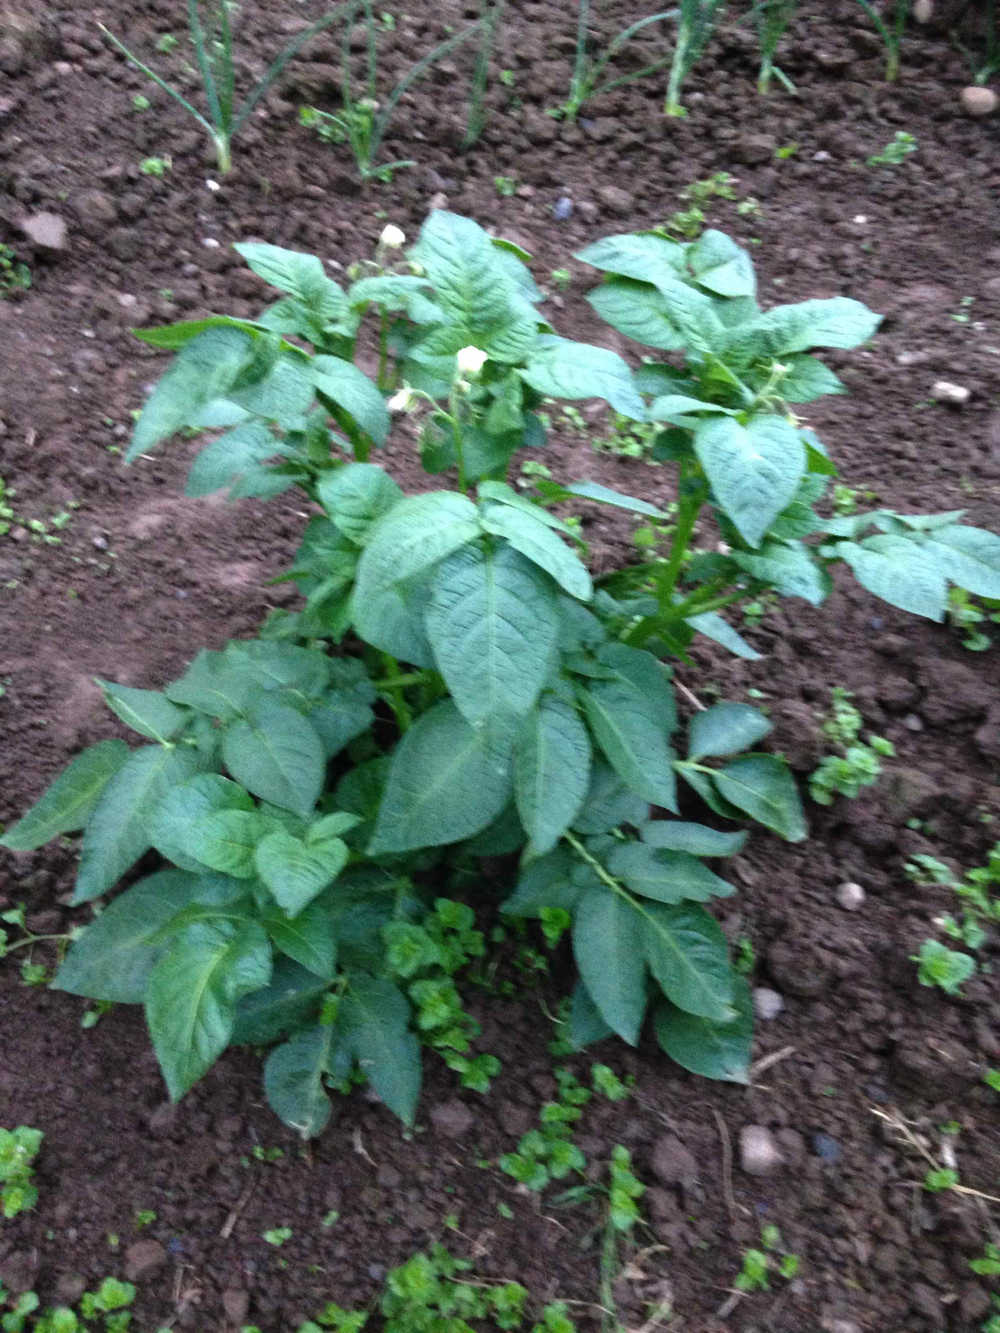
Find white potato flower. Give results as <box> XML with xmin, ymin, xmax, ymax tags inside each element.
<box><xmin>387</xmin><ymin>386</ymin><xmax>416</xmax><ymax>413</ymax></box>
<box><xmin>455</xmin><ymin>345</ymin><xmax>488</xmax><ymax>376</ymax></box>
<box><xmin>379</xmin><ymin>224</ymin><xmax>406</xmax><ymax>249</ymax></box>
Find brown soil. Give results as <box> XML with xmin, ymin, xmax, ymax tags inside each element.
<box><xmin>1</xmin><ymin>1</ymin><xmax>999</xmax><ymax>1330</ymax></box>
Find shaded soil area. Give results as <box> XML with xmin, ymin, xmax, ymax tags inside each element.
<box><xmin>1</xmin><ymin>1</ymin><xmax>999</xmax><ymax>1329</ymax></box>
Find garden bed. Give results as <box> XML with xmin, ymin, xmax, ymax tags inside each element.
<box><xmin>1</xmin><ymin>1</ymin><xmax>999</xmax><ymax>1329</ymax></box>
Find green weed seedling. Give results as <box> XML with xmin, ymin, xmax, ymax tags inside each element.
<box><xmin>499</xmin><ymin>1067</ymin><xmax>590</xmax><ymax>1190</ymax></box>
<box><xmin>854</xmin><ymin>0</ymin><xmax>909</xmax><ymax>80</ymax></box>
<box><xmin>734</xmin><ymin>1224</ymin><xmax>800</xmax><ymax>1292</ymax></box>
<box><xmin>494</xmin><ymin>176</ymin><xmax>518</xmax><ymax>198</ymax></box>
<box><xmin>138</xmin><ymin>156</ymin><xmax>171</xmax><ymax>177</ymax></box>
<box><xmin>867</xmin><ymin>130</ymin><xmax>917</xmax><ymax>167</ymax></box>
<box><xmin>665</xmin><ymin>0</ymin><xmax>726</xmax><ymax>115</ymax></box>
<box><xmin>948</xmin><ymin>588</ymin><xmax>1000</xmax><ymax>651</ymax></box>
<box><xmin>0</xmin><ymin>245</ymin><xmax>30</xmax><ymax>299</ymax></box>
<box><xmin>0</xmin><ymin>1127</ymin><xmax>42</xmax><ymax>1220</ymax></box>
<box><xmin>5</xmin><ymin>213</ymin><xmax>1000</xmax><ymax>1137</ymax></box>
<box><xmin>809</xmin><ymin>687</ymin><xmax>894</xmax><ymax>804</ymax></box>
<box><xmin>911</xmin><ymin>939</ymin><xmax>976</xmax><ymax>995</ymax></box>
<box><xmin>1</xmin><ymin>903</ymin><xmax>74</xmax><ymax>987</ymax></box>
<box><xmin>906</xmin><ymin>843</ymin><xmax>999</xmax><ymax>982</ymax></box>
<box><xmin>751</xmin><ymin>0</ymin><xmax>797</xmax><ymax>94</ymax></box>
<box><xmin>549</xmin><ymin>0</ymin><xmax>674</xmax><ymax>123</ymax></box>
<box><xmin>101</xmin><ymin>1</ymin><xmax>349</xmax><ymax>174</ymax></box>
<box><xmin>0</xmin><ymin>1275</ymin><xmax>136</xmax><ymax>1332</ymax></box>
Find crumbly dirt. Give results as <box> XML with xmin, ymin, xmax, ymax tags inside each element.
<box><xmin>1</xmin><ymin>1</ymin><xmax>999</xmax><ymax>1329</ymax></box>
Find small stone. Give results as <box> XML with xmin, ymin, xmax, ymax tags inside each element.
<box><xmin>74</xmin><ymin>188</ymin><xmax>118</xmax><ymax>237</ymax></box>
<box><xmin>651</xmin><ymin>1134</ymin><xmax>698</xmax><ymax>1188</ymax></box>
<box><xmin>54</xmin><ymin>1274</ymin><xmax>87</xmax><ymax>1304</ymax></box>
<box><xmin>124</xmin><ymin>1239</ymin><xmax>167</xmax><ymax>1282</ymax></box>
<box><xmin>836</xmin><ymin>881</ymin><xmax>865</xmax><ymax>911</ymax></box>
<box><xmin>222</xmin><ymin>1288</ymin><xmax>251</xmax><ymax>1324</ymax></box>
<box><xmin>822</xmin><ymin>1321</ymin><xmax>862</xmax><ymax>1333</ymax></box>
<box><xmin>909</xmin><ymin>1282</ymin><xmax>941</xmax><ymax>1319</ymax></box>
<box><xmin>912</xmin><ymin>0</ymin><xmax>933</xmax><ymax>20</ymax></box>
<box><xmin>811</xmin><ymin>1132</ymin><xmax>842</xmax><ymax>1163</ymax></box>
<box><xmin>739</xmin><ymin>1125</ymin><xmax>784</xmax><ymax>1176</ymax></box>
<box><xmin>903</xmin><ymin>713</ymin><xmax>924</xmax><ymax>732</ymax></box>
<box><xmin>552</xmin><ymin>196</ymin><xmax>573</xmax><ymax>220</ymax></box>
<box><xmin>931</xmin><ymin>379</ymin><xmax>971</xmax><ymax>404</ymax></box>
<box><xmin>752</xmin><ymin>987</ymin><xmax>785</xmax><ymax>1020</ymax></box>
<box><xmin>961</xmin><ymin>85</ymin><xmax>998</xmax><ymax>117</ymax></box>
<box><xmin>596</xmin><ymin>184</ymin><xmax>632</xmax><ymax>215</ymax></box>
<box><xmin>429</xmin><ymin>1099</ymin><xmax>475</xmax><ymax>1138</ymax></box>
<box><xmin>19</xmin><ymin>210</ymin><xmax>67</xmax><ymax>249</ymax></box>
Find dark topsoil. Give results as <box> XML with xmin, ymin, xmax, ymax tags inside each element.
<box><xmin>1</xmin><ymin>1</ymin><xmax>999</xmax><ymax>1329</ymax></box>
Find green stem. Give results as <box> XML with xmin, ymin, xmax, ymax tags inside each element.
<box><xmin>669</xmin><ymin>587</ymin><xmax>745</xmax><ymax>620</ymax></box>
<box><xmin>3</xmin><ymin>934</ymin><xmax>72</xmax><ymax>955</ymax></box>
<box><xmin>372</xmin><ymin>671</ymin><xmax>431</xmax><ymax>691</ymax></box>
<box><xmin>377</xmin><ymin>309</ymin><xmax>390</xmax><ymax>391</ymax></box>
<box><xmin>448</xmin><ymin>388</ymin><xmax>468</xmax><ymax>493</ymax></box>
<box><xmin>379</xmin><ymin>651</ymin><xmax>412</xmax><ymax>732</ymax></box>
<box><xmin>654</xmin><ymin>464</ymin><xmax>701</xmax><ymax>609</ymax></box>
<box><xmin>564</xmin><ymin>831</ymin><xmax>625</xmax><ymax>896</ymax></box>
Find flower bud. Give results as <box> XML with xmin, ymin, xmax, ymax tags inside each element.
<box><xmin>456</xmin><ymin>345</ymin><xmax>488</xmax><ymax>377</ymax></box>
<box><xmin>387</xmin><ymin>386</ymin><xmax>416</xmax><ymax>413</ymax></box>
<box><xmin>379</xmin><ymin>224</ymin><xmax>406</xmax><ymax>249</ymax></box>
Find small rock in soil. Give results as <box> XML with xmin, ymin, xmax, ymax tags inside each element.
<box><xmin>931</xmin><ymin>379</ymin><xmax>971</xmax><ymax>404</ymax></box>
<box><xmin>19</xmin><ymin>211</ymin><xmax>66</xmax><ymax>249</ymax></box>
<box><xmin>596</xmin><ymin>185</ymin><xmax>631</xmax><ymax>215</ymax></box>
<box><xmin>651</xmin><ymin>1134</ymin><xmax>698</xmax><ymax>1188</ymax></box>
<box><xmin>124</xmin><ymin>1239</ymin><xmax>167</xmax><ymax>1282</ymax></box>
<box><xmin>835</xmin><ymin>881</ymin><xmax>865</xmax><ymax>911</ymax></box>
<box><xmin>739</xmin><ymin>1125</ymin><xmax>784</xmax><ymax>1176</ymax></box>
<box><xmin>752</xmin><ymin>987</ymin><xmax>785</xmax><ymax>1020</ymax></box>
<box><xmin>0</xmin><ymin>1249</ymin><xmax>39</xmax><ymax>1294</ymax></box>
<box><xmin>54</xmin><ymin>1273</ymin><xmax>87</xmax><ymax>1304</ymax></box>
<box><xmin>222</xmin><ymin>1289</ymin><xmax>250</xmax><ymax>1324</ymax></box>
<box><xmin>429</xmin><ymin>1099</ymin><xmax>475</xmax><ymax>1138</ymax></box>
<box><xmin>811</xmin><ymin>1132</ymin><xmax>842</xmax><ymax>1163</ymax></box>
<box><xmin>766</xmin><ymin>939</ymin><xmax>830</xmax><ymax>997</ymax></box>
<box><xmin>961</xmin><ymin>86</ymin><xmax>998</xmax><ymax>117</ymax></box>
<box><xmin>909</xmin><ymin>1281</ymin><xmax>942</xmax><ymax>1319</ymax></box>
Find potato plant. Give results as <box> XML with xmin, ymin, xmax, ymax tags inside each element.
<box><xmin>4</xmin><ymin>213</ymin><xmax>999</xmax><ymax>1137</ymax></box>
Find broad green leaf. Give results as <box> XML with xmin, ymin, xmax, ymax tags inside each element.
<box><xmin>514</xmin><ymin>696</ymin><xmax>592</xmax><ymax>856</ymax></box>
<box><xmin>564</xmin><ymin>481</ymin><xmax>670</xmax><ymax>519</ymax></box>
<box><xmin>579</xmin><ymin>644</ymin><xmax>677</xmax><ymax>810</ymax></box>
<box><xmin>778</xmin><ymin>354</ymin><xmax>845</xmax><ymax>403</ymax></box>
<box><xmin>834</xmin><ymin>534</ymin><xmax>948</xmax><ymax>620</ymax></box>
<box><xmin>316</xmin><ymin>464</ymin><xmax>404</xmax><ymax>545</ymax></box>
<box><xmin>0</xmin><ymin>740</ymin><xmax>129</xmax><ymax>851</ymax></box>
<box><xmin>480</xmin><ymin>504</ymin><xmax>592</xmax><ymax>601</ymax></box>
<box><xmin>476</xmin><ymin>480</ymin><xmax>579</xmax><ymax>540</ymax></box>
<box><xmin>519</xmin><ymin>336</ymin><xmax>646</xmax><ymax>419</ymax></box>
<box><xmin>149</xmin><ymin>773</ymin><xmax>256</xmax><ymax>874</ymax></box>
<box><xmin>341</xmin><ymin>975</ymin><xmax>421</xmax><ymax>1124</ymax></box>
<box><xmin>688</xmin><ymin>702</ymin><xmax>773</xmax><ymax>760</ymax></box>
<box><xmin>573</xmin><ymin>886</ymin><xmax>646</xmax><ymax>1044</ymax></box>
<box><xmin>182</xmin><ymin>809</ymin><xmax>276</xmax><ymax>878</ymax></box>
<box><xmin>572</xmin><ymin>760</ymin><xmax>649</xmax><ymax>834</ymax></box>
<box><xmin>226</xmin><ymin>353</ymin><xmax>315</xmax><ymax>424</ymax></box>
<box><xmin>146</xmin><ymin>920</ymin><xmax>272</xmax><ymax>1100</ymax></box>
<box><xmin>586</xmin><ymin>279</ymin><xmax>688</xmax><ymax>351</ymax></box>
<box><xmin>313</xmin><ymin>356</ymin><xmax>390</xmax><ymax>445</ymax></box>
<box><xmin>641</xmin><ymin>901</ymin><xmax>734</xmax><ymax>1021</ymax></box>
<box><xmin>232</xmin><ymin>955</ymin><xmax>330</xmax><ymax>1045</ymax></box>
<box><xmin>134</xmin><ymin>315</ymin><xmax>268</xmax><ymax>350</ymax></box>
<box><xmin>725</xmin><ymin>297</ymin><xmax>881</xmax><ymax>362</ymax></box>
<box><xmin>53</xmin><ymin>870</ymin><xmax>243</xmax><ymax>1003</ymax></box>
<box><xmin>686</xmin><ymin>610</ymin><xmax>762</xmax><ymax>660</ymax></box>
<box><xmin>74</xmin><ymin>746</ymin><xmax>206</xmax><ymax>903</ymax></box>
<box><xmin>164</xmin><ymin>649</ymin><xmax>259</xmax><ymax>719</ymax></box>
<box><xmin>349</xmin><ymin>273</ymin><xmax>440</xmax><ymax>324</ymax></box>
<box><xmin>128</xmin><ymin>326</ymin><xmax>257</xmax><ymax>458</ymax></box>
<box><xmin>640</xmin><ymin>820</ymin><xmax>747</xmax><ymax>857</ymax></box>
<box><xmin>368</xmin><ymin>701</ymin><xmax>512</xmax><ymax>854</ymax></box>
<box><xmin>224</xmin><ymin>639</ymin><xmax>334</xmax><ymax>699</ymax></box>
<box><xmin>695</xmin><ymin>415</ymin><xmax>806</xmax><ymax>548</ymax></box>
<box><xmin>94</xmin><ymin>680</ymin><xmax>189</xmax><ymax>744</ymax></box>
<box><xmin>262</xmin><ymin>899</ymin><xmax>338</xmax><ymax>977</ymax></box>
<box><xmin>222</xmin><ymin>701</ymin><xmax>325</xmax><ymax>818</ymax></box>
<box><xmin>648</xmin><ymin>394</ymin><xmax>736</xmax><ymax>422</ymax></box>
<box><xmin>501</xmin><ymin>847</ymin><xmax>580</xmax><ymax>917</ymax></box>
<box><xmin>576</xmin><ymin>232</ymin><xmax>686</xmax><ymax>284</ymax></box>
<box><xmin>606</xmin><ymin>843</ymin><xmax>733</xmax><ymax>904</ymax></box>
<box><xmin>763</xmin><ymin>473</ymin><xmax>827</xmax><ymax>540</ymax></box>
<box><xmin>675</xmin><ymin>763</ymin><xmax>743</xmax><ymax>820</ymax></box>
<box><xmin>654</xmin><ymin>976</ymin><xmax>752</xmax><ymax>1083</ymax></box>
<box><xmin>568</xmin><ymin>979</ymin><xmax>614</xmax><ymax>1049</ymax></box>
<box><xmin>308</xmin><ymin>694</ymin><xmax>374</xmax><ymax>758</ymax></box>
<box><xmin>713</xmin><ymin>754</ymin><xmax>807</xmax><ymax>841</ymax></box>
<box><xmin>185</xmin><ymin>421</ymin><xmax>287</xmax><ymax>498</ymax></box>
<box><xmin>233</xmin><ymin>242</ymin><xmax>348</xmax><ymax>321</ymax></box>
<box><xmin>256</xmin><ymin>830</ymin><xmax>349</xmax><ymax>916</ymax></box>
<box><xmin>461</xmin><ymin>803</ymin><xmax>526</xmax><ymax>856</ymax></box>
<box><xmin>263</xmin><ymin>1024</ymin><xmax>335</xmax><ymax>1138</ymax></box>
<box><xmin>732</xmin><ymin>542</ymin><xmax>830</xmax><ymax>605</ymax></box>
<box><xmin>925</xmin><ymin>525</ymin><xmax>1000</xmax><ymax>600</ymax></box>
<box><xmin>686</xmin><ymin>230</ymin><xmax>756</xmax><ymax>299</ymax></box>
<box><xmin>426</xmin><ymin>543</ymin><xmax>558</xmax><ymax>737</ymax></box>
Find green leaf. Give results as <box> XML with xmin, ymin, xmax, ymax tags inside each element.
<box><xmin>479</xmin><ymin>504</ymin><xmax>592</xmax><ymax>601</ymax></box>
<box><xmin>654</xmin><ymin>976</ymin><xmax>752</xmax><ymax>1083</ymax></box>
<box><xmin>313</xmin><ymin>356</ymin><xmax>390</xmax><ymax>445</ymax></box>
<box><xmin>0</xmin><ymin>740</ymin><xmax>130</xmax><ymax>851</ymax></box>
<box><xmin>128</xmin><ymin>327</ymin><xmax>257</xmax><ymax>458</ymax></box>
<box><xmin>233</xmin><ymin>243</ymin><xmax>348</xmax><ymax>319</ymax></box>
<box><xmin>341</xmin><ymin>975</ymin><xmax>421</xmax><ymax>1124</ymax></box>
<box><xmin>74</xmin><ymin>746</ymin><xmax>206</xmax><ymax>903</ymax></box>
<box><xmin>694</xmin><ymin>415</ymin><xmax>806</xmax><ymax>548</ymax></box>
<box><xmin>501</xmin><ymin>847</ymin><xmax>580</xmax><ymax>917</ymax></box>
<box><xmin>308</xmin><ymin>694</ymin><xmax>374</xmax><ymax>758</ymax></box>
<box><xmin>255</xmin><ymin>830</ymin><xmax>349</xmax><ymax>916</ymax></box>
<box><xmin>572</xmin><ymin>886</ymin><xmax>646</xmax><ymax>1044</ymax></box>
<box><xmin>425</xmin><ymin>543</ymin><xmax>558</xmax><ymax>737</ymax></box>
<box><xmin>687</xmin><ymin>610</ymin><xmax>762</xmax><ymax>660</ymax></box>
<box><xmin>149</xmin><ymin>773</ymin><xmax>256</xmax><ymax>874</ymax></box>
<box><xmin>641</xmin><ymin>902</ymin><xmax>734</xmax><ymax>1021</ymax></box>
<box><xmin>688</xmin><ymin>703</ymin><xmax>773</xmax><ymax>760</ymax></box>
<box><xmin>564</xmin><ymin>481</ymin><xmax>670</xmax><ymax>519</ymax></box>
<box><xmin>134</xmin><ymin>315</ymin><xmax>269</xmax><ymax>350</ymax></box>
<box><xmin>519</xmin><ymin>336</ymin><xmax>646</xmax><ymax>419</ymax></box>
<box><xmin>263</xmin><ymin>1024</ymin><xmax>336</xmax><ymax>1138</ymax></box>
<box><xmin>778</xmin><ymin>354</ymin><xmax>844</xmax><ymax>403</ymax></box>
<box><xmin>476</xmin><ymin>480</ymin><xmax>580</xmax><ymax>541</ymax></box>
<box><xmin>572</xmin><ymin>761</ymin><xmax>649</xmax><ymax>835</ymax></box>
<box><xmin>579</xmin><ymin>644</ymin><xmax>677</xmax><ymax>810</ymax></box>
<box><xmin>53</xmin><ymin>870</ymin><xmax>243</xmax><ymax>1003</ymax></box>
<box><xmin>577</xmin><ymin>231</ymin><xmax>687</xmax><ymax>282</ymax></box>
<box><xmin>567</xmin><ymin>979</ymin><xmax>614</xmax><ymax>1048</ymax></box>
<box><xmin>226</xmin><ymin>352</ymin><xmax>315</xmax><ymax>425</ymax></box>
<box><xmin>834</xmin><ymin>534</ymin><xmax>948</xmax><ymax>620</ymax></box>
<box><xmin>713</xmin><ymin>754</ymin><xmax>807</xmax><ymax>841</ymax></box>
<box><xmin>164</xmin><ymin>649</ymin><xmax>260</xmax><ymax>719</ymax></box>
<box><xmin>94</xmin><ymin>680</ymin><xmax>189</xmax><ymax>744</ymax></box>
<box><xmin>586</xmin><ymin>279</ymin><xmax>690</xmax><ymax>351</ymax></box>
<box><xmin>232</xmin><ymin>955</ymin><xmax>330</xmax><ymax>1045</ymax></box>
<box><xmin>687</xmin><ymin>230</ymin><xmax>757</xmax><ymax>299</ymax></box>
<box><xmin>222</xmin><ymin>701</ymin><xmax>325</xmax><ymax>818</ymax></box>
<box><xmin>183</xmin><ymin>809</ymin><xmax>272</xmax><ymax>878</ymax></box>
<box><xmin>368</xmin><ymin>701</ymin><xmax>512</xmax><ymax>854</ymax></box>
<box><xmin>514</xmin><ymin>696</ymin><xmax>592</xmax><ymax>856</ymax></box>
<box><xmin>316</xmin><ymin>464</ymin><xmax>404</xmax><ymax>545</ymax></box>
<box><xmin>225</xmin><ymin>639</ymin><xmax>335</xmax><ymax>699</ymax></box>
<box><xmin>925</xmin><ymin>524</ymin><xmax>1000</xmax><ymax>599</ymax></box>
<box><xmin>146</xmin><ymin>920</ymin><xmax>272</xmax><ymax>1100</ymax></box>
<box><xmin>731</xmin><ymin>542</ymin><xmax>831</xmax><ymax>605</ymax></box>
<box><xmin>185</xmin><ymin>421</ymin><xmax>287</xmax><ymax>498</ymax></box>
<box><xmin>606</xmin><ymin>843</ymin><xmax>733</xmax><ymax>904</ymax></box>
<box><xmin>640</xmin><ymin>820</ymin><xmax>747</xmax><ymax>857</ymax></box>
<box><xmin>262</xmin><ymin>898</ymin><xmax>338</xmax><ymax>977</ymax></box>
<box><xmin>648</xmin><ymin>394</ymin><xmax>736</xmax><ymax>422</ymax></box>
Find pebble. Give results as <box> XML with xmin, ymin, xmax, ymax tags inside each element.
<box><xmin>651</xmin><ymin>1134</ymin><xmax>698</xmax><ymax>1188</ymax></box>
<box><xmin>124</xmin><ymin>1239</ymin><xmax>167</xmax><ymax>1282</ymax></box>
<box><xmin>961</xmin><ymin>85</ymin><xmax>998</xmax><ymax>117</ymax></box>
<box><xmin>811</xmin><ymin>1132</ymin><xmax>842</xmax><ymax>1163</ymax></box>
<box><xmin>19</xmin><ymin>210</ymin><xmax>67</xmax><ymax>249</ymax></box>
<box><xmin>222</xmin><ymin>1289</ymin><xmax>250</xmax><ymax>1324</ymax></box>
<box><xmin>552</xmin><ymin>196</ymin><xmax>573</xmax><ymax>220</ymax></box>
<box><xmin>752</xmin><ymin>987</ymin><xmax>785</xmax><ymax>1020</ymax></box>
<box><xmin>429</xmin><ymin>1098</ymin><xmax>476</xmax><ymax>1138</ymax></box>
<box><xmin>739</xmin><ymin>1125</ymin><xmax>785</xmax><ymax>1176</ymax></box>
<box><xmin>912</xmin><ymin>0</ymin><xmax>933</xmax><ymax>20</ymax></box>
<box><xmin>931</xmin><ymin>379</ymin><xmax>971</xmax><ymax>404</ymax></box>
<box><xmin>836</xmin><ymin>881</ymin><xmax>865</xmax><ymax>911</ymax></box>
